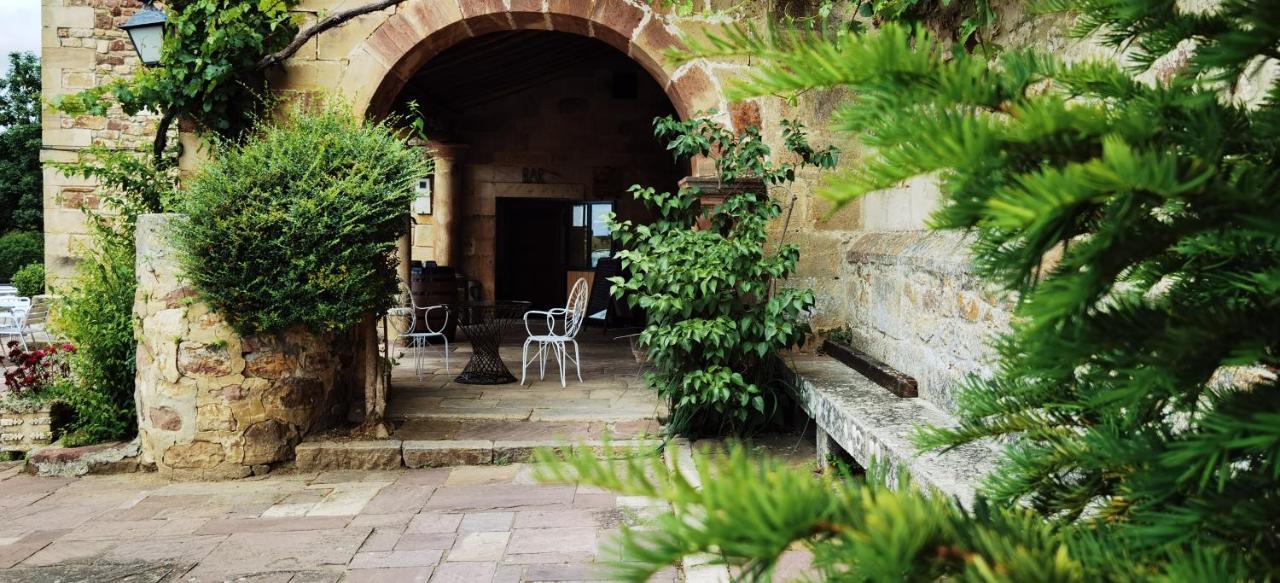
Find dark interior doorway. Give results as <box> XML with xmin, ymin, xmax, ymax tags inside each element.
<box><xmin>391</xmin><ymin>30</ymin><xmax>689</xmax><ymax>302</ymax></box>
<box><xmin>496</xmin><ymin>198</ymin><xmax>568</xmax><ymax>310</ymax></box>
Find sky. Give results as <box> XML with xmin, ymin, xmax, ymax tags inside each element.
<box><xmin>0</xmin><ymin>0</ymin><xmax>41</xmax><ymax>76</ymax></box>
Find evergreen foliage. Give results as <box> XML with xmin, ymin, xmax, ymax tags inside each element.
<box><xmin>610</xmin><ymin>114</ymin><xmax>836</xmax><ymax>436</ymax></box>
<box><xmin>174</xmin><ymin>104</ymin><xmax>428</xmax><ymax>336</ymax></box>
<box><xmin>0</xmin><ymin>52</ymin><xmax>41</xmax><ymax>233</ymax></box>
<box><xmin>672</xmin><ymin>0</ymin><xmax>1280</xmax><ymax>567</ymax></box>
<box><xmin>12</xmin><ymin>263</ymin><xmax>45</xmax><ymax>298</ymax></box>
<box><xmin>537</xmin><ymin>444</ymin><xmax>1258</xmax><ymax>581</ymax></box>
<box><xmin>535</xmin><ymin>0</ymin><xmax>1280</xmax><ymax>577</ymax></box>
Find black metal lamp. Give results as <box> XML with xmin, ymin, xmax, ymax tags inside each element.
<box><xmin>121</xmin><ymin>0</ymin><xmax>167</xmax><ymax>67</ymax></box>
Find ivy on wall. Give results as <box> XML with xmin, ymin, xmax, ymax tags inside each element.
<box><xmin>54</xmin><ymin>0</ymin><xmax>300</xmax><ymax>159</ymax></box>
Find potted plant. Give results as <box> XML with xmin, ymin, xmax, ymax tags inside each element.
<box><xmin>0</xmin><ymin>342</ymin><xmax>74</xmax><ymax>455</ymax></box>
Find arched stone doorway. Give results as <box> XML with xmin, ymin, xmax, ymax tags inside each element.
<box><xmin>338</xmin><ymin>1</ymin><xmax>721</xmax><ymax>305</ymax></box>
<box><xmin>329</xmin><ymin>1</ymin><xmax>729</xmax><ymax>434</ymax></box>
<box><xmin>337</xmin><ymin>0</ymin><xmax>723</xmax><ymax>125</ymax></box>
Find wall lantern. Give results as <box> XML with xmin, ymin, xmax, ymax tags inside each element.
<box><xmin>121</xmin><ymin>1</ymin><xmax>168</xmax><ymax>67</ymax></box>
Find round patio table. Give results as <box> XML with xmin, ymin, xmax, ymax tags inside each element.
<box><xmin>451</xmin><ymin>300</ymin><xmax>531</xmax><ymax>385</ymax></box>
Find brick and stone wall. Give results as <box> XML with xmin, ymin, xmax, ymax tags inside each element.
<box><xmin>41</xmin><ymin>0</ymin><xmax>163</xmax><ymax>282</ymax></box>
<box><xmin>134</xmin><ymin>214</ymin><xmax>351</xmax><ymax>479</ymax></box>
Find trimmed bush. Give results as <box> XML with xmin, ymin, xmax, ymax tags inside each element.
<box><xmin>175</xmin><ymin>104</ymin><xmax>430</xmax><ymax>335</ymax></box>
<box><xmin>11</xmin><ymin>262</ymin><xmax>43</xmax><ymax>297</ymax></box>
<box><xmin>0</xmin><ymin>231</ymin><xmax>41</xmax><ymax>282</ymax></box>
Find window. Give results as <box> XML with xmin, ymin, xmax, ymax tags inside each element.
<box><xmin>568</xmin><ymin>202</ymin><xmax>613</xmax><ymax>269</ymax></box>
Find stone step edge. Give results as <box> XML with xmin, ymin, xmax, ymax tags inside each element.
<box><xmin>388</xmin><ymin>411</ymin><xmax>663</xmax><ymax>423</ymax></box>
<box><xmin>790</xmin><ymin>354</ymin><xmax>1002</xmax><ymax>508</ymax></box>
<box><xmin>294</xmin><ymin>438</ymin><xmax>665</xmax><ymax>471</ymax></box>
<box><xmin>24</xmin><ymin>439</ymin><xmax>145</xmax><ymax>478</ymax></box>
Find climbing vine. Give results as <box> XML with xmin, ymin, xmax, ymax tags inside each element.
<box><xmin>612</xmin><ymin>113</ymin><xmax>837</xmax><ymax>436</ymax></box>
<box><xmin>51</xmin><ymin>0</ymin><xmax>421</xmax><ymax>160</ymax></box>
<box><xmin>54</xmin><ymin>0</ymin><xmax>300</xmax><ymax>158</ymax></box>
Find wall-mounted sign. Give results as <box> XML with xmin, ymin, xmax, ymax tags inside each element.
<box><xmin>414</xmin><ymin>177</ymin><xmax>433</xmax><ymax>215</ymax></box>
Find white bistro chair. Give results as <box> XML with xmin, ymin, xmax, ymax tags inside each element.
<box><xmin>403</xmin><ymin>296</ymin><xmax>450</xmax><ymax>379</ymax></box>
<box><xmin>0</xmin><ymin>297</ymin><xmax>31</xmax><ymax>351</ymax></box>
<box><xmin>521</xmin><ymin>278</ymin><xmax>589</xmax><ymax>387</ymax></box>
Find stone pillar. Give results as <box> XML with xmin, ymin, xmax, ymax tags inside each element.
<box><xmin>430</xmin><ymin>144</ymin><xmax>467</xmax><ymax>268</ymax></box>
<box><xmin>134</xmin><ymin>214</ymin><xmax>350</xmax><ymax>479</ymax></box>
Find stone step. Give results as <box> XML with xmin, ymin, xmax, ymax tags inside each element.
<box><xmin>294</xmin><ymin>438</ymin><xmax>665</xmax><ymax>471</ymax></box>
<box><xmin>24</xmin><ymin>440</ymin><xmax>143</xmax><ymax>477</ymax></box>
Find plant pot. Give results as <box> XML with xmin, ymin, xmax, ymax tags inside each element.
<box><xmin>0</xmin><ymin>399</ymin><xmax>70</xmax><ymax>454</ymax></box>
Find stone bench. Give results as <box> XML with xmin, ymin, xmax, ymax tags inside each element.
<box><xmin>790</xmin><ymin>354</ymin><xmax>1001</xmax><ymax>508</ymax></box>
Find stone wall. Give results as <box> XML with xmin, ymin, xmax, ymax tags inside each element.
<box><xmin>134</xmin><ymin>214</ymin><xmax>351</xmax><ymax>479</ymax></box>
<box><xmin>41</xmin><ymin>0</ymin><xmax>163</xmax><ymax>282</ymax></box>
<box><xmin>832</xmin><ymin>231</ymin><xmax>1011</xmax><ymax>413</ymax></box>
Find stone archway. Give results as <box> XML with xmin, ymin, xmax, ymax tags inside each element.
<box><xmin>336</xmin><ymin>0</ymin><xmax>723</xmax><ymax>129</ymax></box>
<box><xmin>331</xmin><ymin>0</ymin><xmax>730</xmax><ymax>435</ymax></box>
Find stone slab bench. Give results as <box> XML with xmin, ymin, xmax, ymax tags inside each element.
<box><xmin>790</xmin><ymin>354</ymin><xmax>1001</xmax><ymax>508</ymax></box>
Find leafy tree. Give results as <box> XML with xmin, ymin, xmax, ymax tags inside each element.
<box><xmin>0</xmin><ymin>231</ymin><xmax>42</xmax><ymax>282</ymax></box>
<box><xmin>541</xmin><ymin>0</ymin><xmax>1280</xmax><ymax>576</ymax></box>
<box><xmin>611</xmin><ymin>114</ymin><xmax>836</xmax><ymax>436</ymax></box>
<box><xmin>0</xmin><ymin>52</ymin><xmax>42</xmax><ymax>233</ymax></box>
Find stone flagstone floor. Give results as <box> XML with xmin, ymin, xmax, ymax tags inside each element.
<box><xmin>0</xmin><ymin>462</ymin><xmax>677</xmax><ymax>582</ymax></box>
<box><xmin>387</xmin><ymin>334</ymin><xmax>665</xmax><ymax>425</ymax></box>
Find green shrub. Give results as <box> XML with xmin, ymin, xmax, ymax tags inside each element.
<box><xmin>611</xmin><ymin>115</ymin><xmax>836</xmax><ymax>436</ymax></box>
<box><xmin>0</xmin><ymin>231</ymin><xmax>41</xmax><ymax>282</ymax></box>
<box><xmin>11</xmin><ymin>262</ymin><xmax>43</xmax><ymax>297</ymax></box>
<box><xmin>50</xmin><ymin>231</ymin><xmax>138</xmax><ymax>446</ymax></box>
<box><xmin>48</xmin><ymin>148</ymin><xmax>175</xmax><ymax>447</ymax></box>
<box><xmin>175</xmin><ymin>104</ymin><xmax>429</xmax><ymax>335</ymax></box>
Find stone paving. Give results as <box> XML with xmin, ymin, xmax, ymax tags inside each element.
<box><xmin>0</xmin><ymin>462</ymin><xmax>676</xmax><ymax>582</ymax></box>
<box><xmin>387</xmin><ymin>336</ymin><xmax>663</xmax><ymax>425</ymax></box>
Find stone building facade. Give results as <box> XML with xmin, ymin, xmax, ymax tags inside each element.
<box><xmin>40</xmin><ymin>0</ymin><xmax>1091</xmax><ymax>443</ymax></box>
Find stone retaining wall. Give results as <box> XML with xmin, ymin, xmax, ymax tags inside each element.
<box><xmin>0</xmin><ymin>403</ymin><xmax>61</xmax><ymax>453</ymax></box>
<box><xmin>134</xmin><ymin>214</ymin><xmax>351</xmax><ymax>479</ymax></box>
<box><xmin>833</xmin><ymin>230</ymin><xmax>1013</xmax><ymax>414</ymax></box>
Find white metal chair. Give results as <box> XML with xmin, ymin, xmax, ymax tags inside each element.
<box><xmin>403</xmin><ymin>296</ymin><xmax>450</xmax><ymax>379</ymax></box>
<box><xmin>0</xmin><ymin>305</ymin><xmax>30</xmax><ymax>351</ymax></box>
<box><xmin>521</xmin><ymin>278</ymin><xmax>589</xmax><ymax>387</ymax></box>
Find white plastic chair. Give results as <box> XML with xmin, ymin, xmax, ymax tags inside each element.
<box><xmin>0</xmin><ymin>286</ymin><xmax>16</xmax><ymax>296</ymax></box>
<box><xmin>521</xmin><ymin>278</ymin><xmax>589</xmax><ymax>387</ymax></box>
<box><xmin>403</xmin><ymin>296</ymin><xmax>450</xmax><ymax>379</ymax></box>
